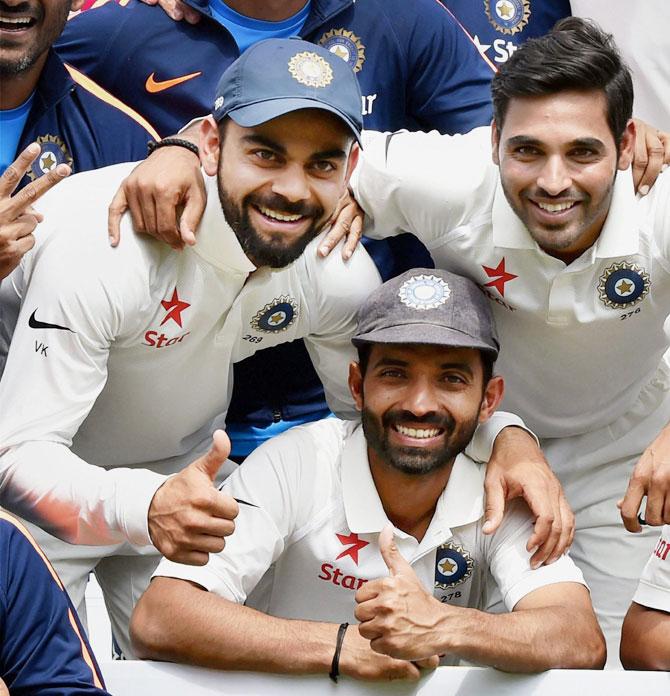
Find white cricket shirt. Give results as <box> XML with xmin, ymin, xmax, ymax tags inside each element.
<box><xmin>633</xmin><ymin>525</ymin><xmax>670</xmax><ymax>612</ymax></box>
<box><xmin>353</xmin><ymin>127</ymin><xmax>670</xmax><ymax>438</ymax></box>
<box><xmin>155</xmin><ymin>418</ymin><xmax>584</xmax><ymax>665</ymax></box>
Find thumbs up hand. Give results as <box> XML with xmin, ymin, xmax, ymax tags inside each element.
<box><xmin>148</xmin><ymin>430</ymin><xmax>239</xmax><ymax>565</ymax></box>
<box><xmin>354</xmin><ymin>524</ymin><xmax>442</xmax><ymax>665</ymax></box>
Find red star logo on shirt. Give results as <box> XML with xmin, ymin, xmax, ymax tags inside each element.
<box><xmin>160</xmin><ymin>287</ymin><xmax>190</xmax><ymax>328</ymax></box>
<box><xmin>335</xmin><ymin>532</ymin><xmax>370</xmax><ymax>566</ymax></box>
<box><xmin>482</xmin><ymin>258</ymin><xmax>518</xmax><ymax>297</ymax></box>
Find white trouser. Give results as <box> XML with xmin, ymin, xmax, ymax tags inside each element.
<box><xmin>22</xmin><ymin>520</ymin><xmax>159</xmax><ymax>660</ymax></box>
<box><xmin>543</xmin><ymin>358</ymin><xmax>670</xmax><ymax>668</ymax></box>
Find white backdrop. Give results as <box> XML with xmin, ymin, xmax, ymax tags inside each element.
<box><xmin>101</xmin><ymin>662</ymin><xmax>670</xmax><ymax>696</ymax></box>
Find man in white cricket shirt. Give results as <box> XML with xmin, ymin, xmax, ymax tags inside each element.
<box><xmin>132</xmin><ymin>268</ymin><xmax>604</xmax><ymax>678</ymax></box>
<box><xmin>349</xmin><ymin>18</ymin><xmax>670</xmax><ymax>664</ymax></box>
<box><xmin>0</xmin><ymin>38</ymin><xmax>384</xmax><ymax>657</ymax></box>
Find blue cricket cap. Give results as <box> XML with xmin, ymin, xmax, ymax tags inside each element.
<box><xmin>212</xmin><ymin>38</ymin><xmax>363</xmax><ymax>145</ymax></box>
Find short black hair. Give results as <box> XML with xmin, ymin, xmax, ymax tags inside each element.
<box><xmin>491</xmin><ymin>17</ymin><xmax>633</xmax><ymax>148</ymax></box>
<box><xmin>356</xmin><ymin>344</ymin><xmax>495</xmax><ymax>390</ymax></box>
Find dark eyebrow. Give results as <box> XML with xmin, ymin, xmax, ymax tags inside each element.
<box><xmin>567</xmin><ymin>137</ymin><xmax>606</xmax><ymax>150</ymax></box>
<box><xmin>371</xmin><ymin>357</ymin><xmax>409</xmax><ymax>370</ymax></box>
<box><xmin>505</xmin><ymin>135</ymin><xmax>542</xmax><ymax>148</ymax></box>
<box><xmin>440</xmin><ymin>362</ymin><xmax>474</xmax><ymax>376</ymax></box>
<box><xmin>309</xmin><ymin>148</ymin><xmax>347</xmax><ymax>161</ymax></box>
<box><xmin>241</xmin><ymin>134</ymin><xmax>286</xmax><ymax>155</ymax></box>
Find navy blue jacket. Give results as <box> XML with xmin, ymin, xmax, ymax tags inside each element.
<box><xmin>16</xmin><ymin>49</ymin><xmax>153</xmax><ymax>189</ymax></box>
<box><xmin>0</xmin><ymin>515</ymin><xmax>109</xmax><ymax>695</ymax></box>
<box><xmin>56</xmin><ymin>0</ymin><xmax>495</xmax><ymax>445</ymax></box>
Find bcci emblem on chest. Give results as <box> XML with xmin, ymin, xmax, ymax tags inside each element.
<box><xmin>250</xmin><ymin>296</ymin><xmax>299</xmax><ymax>333</ymax></box>
<box><xmin>434</xmin><ymin>542</ymin><xmax>474</xmax><ymax>589</ymax></box>
<box><xmin>597</xmin><ymin>261</ymin><xmax>651</xmax><ymax>309</ymax></box>
<box><xmin>485</xmin><ymin>0</ymin><xmax>531</xmax><ymax>35</ymax></box>
<box><xmin>27</xmin><ymin>135</ymin><xmax>74</xmax><ymax>181</ymax></box>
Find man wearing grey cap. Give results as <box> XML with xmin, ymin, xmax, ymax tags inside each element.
<box><xmin>0</xmin><ymin>37</ymin><xmax>382</xmax><ymax>657</ymax></box>
<box><xmin>133</xmin><ymin>268</ymin><xmax>604</xmax><ymax>676</ymax></box>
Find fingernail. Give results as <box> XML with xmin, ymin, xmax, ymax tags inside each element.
<box><xmin>319</xmin><ymin>245</ymin><xmax>329</xmax><ymax>255</ymax></box>
<box><xmin>639</xmin><ymin>185</ymin><xmax>650</xmax><ymax>196</ymax></box>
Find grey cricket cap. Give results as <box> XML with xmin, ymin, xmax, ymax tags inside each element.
<box><xmin>352</xmin><ymin>268</ymin><xmax>499</xmax><ymax>359</ymax></box>
<box><xmin>212</xmin><ymin>38</ymin><xmax>363</xmax><ymax>145</ymax></box>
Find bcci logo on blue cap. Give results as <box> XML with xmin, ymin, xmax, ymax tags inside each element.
<box><xmin>288</xmin><ymin>51</ymin><xmax>334</xmax><ymax>88</ymax></box>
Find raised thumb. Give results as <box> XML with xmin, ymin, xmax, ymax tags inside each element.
<box><xmin>379</xmin><ymin>523</ymin><xmax>413</xmax><ymax>577</ymax></box>
<box><xmin>193</xmin><ymin>429</ymin><xmax>230</xmax><ymax>482</ymax></box>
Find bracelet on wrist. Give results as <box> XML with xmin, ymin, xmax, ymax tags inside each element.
<box><xmin>329</xmin><ymin>622</ymin><xmax>349</xmax><ymax>683</ymax></box>
<box><xmin>147</xmin><ymin>137</ymin><xmax>199</xmax><ymax>158</ymax></box>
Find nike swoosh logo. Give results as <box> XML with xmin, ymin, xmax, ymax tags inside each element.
<box><xmin>28</xmin><ymin>309</ymin><xmax>74</xmax><ymax>332</ymax></box>
<box><xmin>145</xmin><ymin>71</ymin><xmax>202</xmax><ymax>93</ymax></box>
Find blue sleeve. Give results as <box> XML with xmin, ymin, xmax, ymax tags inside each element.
<box><xmin>56</xmin><ymin>2</ymin><xmax>134</xmax><ymax>87</ymax></box>
<box><xmin>0</xmin><ymin>519</ymin><xmax>109</xmax><ymax>695</ymax></box>
<box><xmin>403</xmin><ymin>0</ymin><xmax>495</xmax><ymax>134</ymax></box>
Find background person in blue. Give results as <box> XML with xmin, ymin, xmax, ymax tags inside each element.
<box><xmin>0</xmin><ymin>0</ymin><xmax>155</xmax><ymax>186</ymax></box>
<box><xmin>0</xmin><ymin>512</ymin><xmax>109</xmax><ymax>695</ymax></box>
<box><xmin>56</xmin><ymin>0</ymin><xmax>498</xmax><ymax>461</ymax></box>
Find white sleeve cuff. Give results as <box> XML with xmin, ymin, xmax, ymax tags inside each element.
<box><xmin>153</xmin><ymin>556</ymin><xmax>241</xmax><ymax>603</ymax></box>
<box><xmin>465</xmin><ymin>411</ymin><xmax>538</xmax><ymax>463</ymax></box>
<box><xmin>504</xmin><ymin>555</ymin><xmax>586</xmax><ymax>610</ymax></box>
<box><xmin>116</xmin><ymin>469</ymin><xmax>169</xmax><ymax>547</ymax></box>
<box><xmin>633</xmin><ymin>579</ymin><xmax>670</xmax><ymax>613</ymax></box>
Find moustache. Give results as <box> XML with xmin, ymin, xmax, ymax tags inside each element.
<box><xmin>245</xmin><ymin>192</ymin><xmax>323</xmax><ymax>220</ymax></box>
<box><xmin>382</xmin><ymin>409</ymin><xmax>455</xmax><ymax>434</ymax></box>
<box><xmin>526</xmin><ymin>187</ymin><xmax>584</xmax><ymax>202</ymax></box>
<box><xmin>0</xmin><ymin>1</ymin><xmax>41</xmax><ymax>20</ymax></box>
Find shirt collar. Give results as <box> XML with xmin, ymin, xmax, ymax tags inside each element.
<box><xmin>491</xmin><ymin>167</ymin><xmax>639</xmax><ymax>258</ymax></box>
<box><xmin>341</xmin><ymin>425</ymin><xmax>485</xmax><ymax>535</ymax></box>
<box><xmin>593</xmin><ymin>168</ymin><xmax>639</xmax><ymax>258</ymax></box>
<box><xmin>193</xmin><ymin>173</ymin><xmax>256</xmax><ymax>274</ymax></box>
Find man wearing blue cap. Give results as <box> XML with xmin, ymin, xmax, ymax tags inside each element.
<box><xmin>0</xmin><ymin>37</ymin><xmax>384</xmax><ymax>657</ymax></box>
<box><xmin>132</xmin><ymin>268</ymin><xmax>604</xmax><ymax>677</ymax></box>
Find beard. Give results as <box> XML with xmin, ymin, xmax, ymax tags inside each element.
<box><xmin>361</xmin><ymin>406</ymin><xmax>480</xmax><ymax>476</ymax></box>
<box><xmin>217</xmin><ymin>178</ymin><xmax>325</xmax><ymax>268</ymax></box>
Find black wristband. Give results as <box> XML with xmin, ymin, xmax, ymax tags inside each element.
<box><xmin>329</xmin><ymin>622</ymin><xmax>349</xmax><ymax>683</ymax></box>
<box><xmin>147</xmin><ymin>137</ymin><xmax>199</xmax><ymax>158</ymax></box>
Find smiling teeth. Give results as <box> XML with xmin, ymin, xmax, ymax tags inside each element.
<box><xmin>0</xmin><ymin>16</ymin><xmax>32</xmax><ymax>25</ymax></box>
<box><xmin>258</xmin><ymin>205</ymin><xmax>302</xmax><ymax>222</ymax></box>
<box><xmin>537</xmin><ymin>201</ymin><xmax>575</xmax><ymax>212</ymax></box>
<box><xmin>395</xmin><ymin>425</ymin><xmax>441</xmax><ymax>439</ymax></box>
